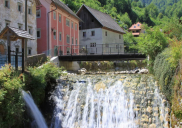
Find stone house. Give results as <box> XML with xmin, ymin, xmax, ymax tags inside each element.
<box><xmin>76</xmin><ymin>4</ymin><xmax>125</xmax><ymax>55</ymax></box>
<box><xmin>0</xmin><ymin>0</ymin><xmax>40</xmax><ymax>56</ymax></box>
<box><xmin>37</xmin><ymin>0</ymin><xmax>82</xmax><ymax>55</ymax></box>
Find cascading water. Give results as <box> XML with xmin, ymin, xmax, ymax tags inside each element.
<box><xmin>50</xmin><ymin>74</ymin><xmax>170</xmax><ymax>128</ymax></box>
<box><xmin>22</xmin><ymin>91</ymin><xmax>48</xmax><ymax>128</ymax></box>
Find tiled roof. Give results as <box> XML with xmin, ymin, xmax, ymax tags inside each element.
<box><xmin>129</xmin><ymin>22</ymin><xmax>142</xmax><ymax>30</ymax></box>
<box><xmin>53</xmin><ymin>0</ymin><xmax>82</xmax><ymax>21</ymax></box>
<box><xmin>0</xmin><ymin>26</ymin><xmax>35</xmax><ymax>41</ymax></box>
<box><xmin>77</xmin><ymin>5</ymin><xmax>125</xmax><ymax>34</ymax></box>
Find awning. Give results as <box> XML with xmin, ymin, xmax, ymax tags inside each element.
<box><xmin>0</xmin><ymin>26</ymin><xmax>35</xmax><ymax>41</ymax></box>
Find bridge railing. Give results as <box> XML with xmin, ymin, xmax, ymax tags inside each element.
<box><xmin>53</xmin><ymin>43</ymin><xmax>138</xmax><ymax>56</ymax></box>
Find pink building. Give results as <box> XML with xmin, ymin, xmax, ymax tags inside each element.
<box><xmin>37</xmin><ymin>0</ymin><xmax>82</xmax><ymax>55</ymax></box>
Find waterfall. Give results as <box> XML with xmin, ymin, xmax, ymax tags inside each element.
<box><xmin>50</xmin><ymin>75</ymin><xmax>170</xmax><ymax>128</ymax></box>
<box><xmin>22</xmin><ymin>91</ymin><xmax>48</xmax><ymax>128</ymax></box>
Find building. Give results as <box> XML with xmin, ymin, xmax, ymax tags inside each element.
<box><xmin>37</xmin><ymin>0</ymin><xmax>82</xmax><ymax>56</ymax></box>
<box><xmin>0</xmin><ymin>0</ymin><xmax>40</xmax><ymax>56</ymax></box>
<box><xmin>128</xmin><ymin>22</ymin><xmax>145</xmax><ymax>37</ymax></box>
<box><xmin>76</xmin><ymin>4</ymin><xmax>125</xmax><ymax>55</ymax></box>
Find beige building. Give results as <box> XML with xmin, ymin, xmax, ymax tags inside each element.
<box><xmin>0</xmin><ymin>0</ymin><xmax>40</xmax><ymax>56</ymax></box>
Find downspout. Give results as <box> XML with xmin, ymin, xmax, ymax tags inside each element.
<box><xmin>47</xmin><ymin>0</ymin><xmax>57</xmax><ymax>54</ymax></box>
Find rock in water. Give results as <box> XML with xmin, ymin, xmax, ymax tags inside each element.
<box><xmin>94</xmin><ymin>82</ymin><xmax>106</xmax><ymax>92</ymax></box>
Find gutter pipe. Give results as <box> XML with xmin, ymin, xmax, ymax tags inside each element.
<box><xmin>47</xmin><ymin>0</ymin><xmax>57</xmax><ymax>55</ymax></box>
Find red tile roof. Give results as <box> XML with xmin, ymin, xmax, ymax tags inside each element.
<box><xmin>129</xmin><ymin>22</ymin><xmax>142</xmax><ymax>30</ymax></box>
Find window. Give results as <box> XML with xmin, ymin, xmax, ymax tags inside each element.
<box><xmin>119</xmin><ymin>35</ymin><xmax>121</xmax><ymax>39</ymax></box>
<box><xmin>59</xmin><ymin>32</ymin><xmax>61</xmax><ymax>41</ymax></box>
<box><xmin>18</xmin><ymin>23</ymin><xmax>23</xmax><ymax>30</ymax></box>
<box><xmin>90</xmin><ymin>43</ymin><xmax>96</xmax><ymax>47</ymax></box>
<box><xmin>18</xmin><ymin>2</ymin><xmax>23</xmax><ymax>12</ymax></box>
<box><xmin>76</xmin><ymin>39</ymin><xmax>77</xmax><ymax>45</ymax></box>
<box><xmin>67</xmin><ymin>35</ymin><xmax>70</xmax><ymax>43</ymax></box>
<box><xmin>106</xmin><ymin>44</ymin><xmax>109</xmax><ymax>47</ymax></box>
<box><xmin>37</xmin><ymin>28</ymin><xmax>41</xmax><ymax>38</ymax></box>
<box><xmin>91</xmin><ymin>31</ymin><xmax>95</xmax><ymax>36</ymax></box>
<box><xmin>28</xmin><ymin>7</ymin><xmax>32</xmax><ymax>15</ymax></box>
<box><xmin>105</xmin><ymin>31</ymin><xmax>107</xmax><ymax>36</ymax></box>
<box><xmin>116</xmin><ymin>44</ymin><xmax>119</xmax><ymax>49</ymax></box>
<box><xmin>71</xmin><ymin>22</ymin><xmax>73</xmax><ymax>29</ymax></box>
<box><xmin>5</xmin><ymin>20</ymin><xmax>10</xmax><ymax>26</ymax></box>
<box><xmin>28</xmin><ymin>48</ymin><xmax>32</xmax><ymax>55</ymax></box>
<box><xmin>59</xmin><ymin>14</ymin><xmax>61</xmax><ymax>22</ymax></box>
<box><xmin>66</xmin><ymin>19</ymin><xmax>70</xmax><ymax>26</ymax></box>
<box><xmin>75</xmin><ymin>24</ymin><xmax>77</xmax><ymax>30</ymax></box>
<box><xmin>136</xmin><ymin>30</ymin><xmax>140</xmax><ymax>32</ymax></box>
<box><xmin>83</xmin><ymin>32</ymin><xmax>86</xmax><ymax>37</ymax></box>
<box><xmin>134</xmin><ymin>26</ymin><xmax>136</xmax><ymax>28</ymax></box>
<box><xmin>53</xmin><ymin>11</ymin><xmax>56</xmax><ymax>20</ymax></box>
<box><xmin>36</xmin><ymin>10</ymin><xmax>41</xmax><ymax>18</ymax></box>
<box><xmin>72</xmin><ymin>37</ymin><xmax>74</xmax><ymax>44</ymax></box>
<box><xmin>28</xmin><ymin>26</ymin><xmax>33</xmax><ymax>35</ymax></box>
<box><xmin>53</xmin><ymin>30</ymin><xmax>56</xmax><ymax>40</ymax></box>
<box><xmin>138</xmin><ymin>24</ymin><xmax>140</xmax><ymax>26</ymax></box>
<box><xmin>5</xmin><ymin>0</ymin><xmax>10</xmax><ymax>8</ymax></box>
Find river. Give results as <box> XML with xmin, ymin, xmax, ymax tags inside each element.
<box><xmin>48</xmin><ymin>74</ymin><xmax>170</xmax><ymax>128</ymax></box>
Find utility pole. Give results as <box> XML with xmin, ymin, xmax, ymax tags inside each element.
<box><xmin>25</xmin><ymin>0</ymin><xmax>27</xmax><ymax>60</ymax></box>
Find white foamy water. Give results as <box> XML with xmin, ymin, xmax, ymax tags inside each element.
<box><xmin>22</xmin><ymin>91</ymin><xmax>48</xmax><ymax>128</ymax></box>
<box><xmin>50</xmin><ymin>75</ymin><xmax>170</xmax><ymax>128</ymax></box>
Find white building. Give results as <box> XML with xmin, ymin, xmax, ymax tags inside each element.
<box><xmin>0</xmin><ymin>0</ymin><xmax>40</xmax><ymax>56</ymax></box>
<box><xmin>77</xmin><ymin>5</ymin><xmax>125</xmax><ymax>55</ymax></box>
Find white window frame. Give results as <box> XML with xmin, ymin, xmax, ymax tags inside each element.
<box><xmin>72</xmin><ymin>37</ymin><xmax>74</xmax><ymax>44</ymax></box>
<box><xmin>59</xmin><ymin>14</ymin><xmax>61</xmax><ymax>22</ymax></box>
<box><xmin>18</xmin><ymin>23</ymin><xmax>23</xmax><ymax>30</ymax></box>
<box><xmin>5</xmin><ymin>0</ymin><xmax>10</xmax><ymax>8</ymax></box>
<box><xmin>53</xmin><ymin>11</ymin><xmax>56</xmax><ymax>20</ymax></box>
<box><xmin>66</xmin><ymin>18</ymin><xmax>70</xmax><ymax>27</ymax></box>
<box><xmin>28</xmin><ymin>26</ymin><xmax>33</xmax><ymax>35</ymax></box>
<box><xmin>105</xmin><ymin>31</ymin><xmax>107</xmax><ymax>36</ymax></box>
<box><xmin>53</xmin><ymin>30</ymin><xmax>56</xmax><ymax>40</ymax></box>
<box><xmin>17</xmin><ymin>2</ymin><xmax>23</xmax><ymax>13</ymax></box>
<box><xmin>36</xmin><ymin>9</ymin><xmax>41</xmax><ymax>18</ymax></box>
<box><xmin>83</xmin><ymin>32</ymin><xmax>86</xmax><ymax>37</ymax></box>
<box><xmin>91</xmin><ymin>31</ymin><xmax>95</xmax><ymax>36</ymax></box>
<box><xmin>90</xmin><ymin>42</ymin><xmax>96</xmax><ymax>47</ymax></box>
<box><xmin>28</xmin><ymin>6</ymin><xmax>32</xmax><ymax>15</ymax></box>
<box><xmin>75</xmin><ymin>24</ymin><xmax>77</xmax><ymax>30</ymax></box>
<box><xmin>59</xmin><ymin>32</ymin><xmax>61</xmax><ymax>41</ymax></box>
<box><xmin>37</xmin><ymin>28</ymin><xmax>41</xmax><ymax>39</ymax></box>
<box><xmin>5</xmin><ymin>20</ymin><xmax>10</xmax><ymax>26</ymax></box>
<box><xmin>71</xmin><ymin>22</ymin><xmax>73</xmax><ymax>29</ymax></box>
<box><xmin>28</xmin><ymin>47</ymin><xmax>32</xmax><ymax>55</ymax></box>
<box><xmin>67</xmin><ymin>35</ymin><xmax>70</xmax><ymax>43</ymax></box>
<box><xmin>76</xmin><ymin>39</ymin><xmax>77</xmax><ymax>45</ymax></box>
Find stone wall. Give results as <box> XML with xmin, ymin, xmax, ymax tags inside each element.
<box><xmin>26</xmin><ymin>53</ymin><xmax>47</xmax><ymax>67</ymax></box>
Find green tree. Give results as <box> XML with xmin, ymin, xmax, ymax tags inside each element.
<box><xmin>136</xmin><ymin>25</ymin><xmax>168</xmax><ymax>69</ymax></box>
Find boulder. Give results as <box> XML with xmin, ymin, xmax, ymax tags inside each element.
<box><xmin>78</xmin><ymin>68</ymin><xmax>87</xmax><ymax>74</ymax></box>
<box><xmin>139</xmin><ymin>69</ymin><xmax>149</xmax><ymax>74</ymax></box>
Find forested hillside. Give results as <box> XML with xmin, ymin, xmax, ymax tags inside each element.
<box><xmin>61</xmin><ymin>0</ymin><xmax>182</xmax><ymax>29</ymax></box>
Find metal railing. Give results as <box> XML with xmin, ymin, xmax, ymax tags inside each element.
<box><xmin>52</xmin><ymin>43</ymin><xmax>138</xmax><ymax>56</ymax></box>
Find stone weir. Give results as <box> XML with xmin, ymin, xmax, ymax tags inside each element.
<box><xmin>49</xmin><ymin>74</ymin><xmax>170</xmax><ymax>128</ymax></box>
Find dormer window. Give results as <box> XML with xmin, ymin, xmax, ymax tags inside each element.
<box><xmin>138</xmin><ymin>24</ymin><xmax>140</xmax><ymax>26</ymax></box>
<box><xmin>134</xmin><ymin>26</ymin><xmax>136</xmax><ymax>28</ymax></box>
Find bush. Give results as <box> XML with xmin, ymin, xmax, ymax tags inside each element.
<box><xmin>153</xmin><ymin>48</ymin><xmax>175</xmax><ymax>101</ymax></box>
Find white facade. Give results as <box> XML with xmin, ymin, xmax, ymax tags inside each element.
<box><xmin>0</xmin><ymin>0</ymin><xmax>37</xmax><ymax>56</ymax></box>
<box><xmin>79</xmin><ymin>28</ymin><xmax>124</xmax><ymax>54</ymax></box>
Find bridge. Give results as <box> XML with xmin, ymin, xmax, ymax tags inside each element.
<box><xmin>52</xmin><ymin>43</ymin><xmax>146</xmax><ymax>61</ymax></box>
